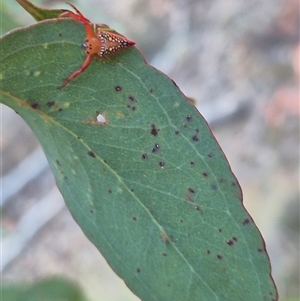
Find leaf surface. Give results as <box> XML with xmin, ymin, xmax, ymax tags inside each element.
<box><xmin>1</xmin><ymin>277</ymin><xmax>88</xmax><ymax>301</ymax></box>
<box><xmin>0</xmin><ymin>19</ymin><xmax>277</xmax><ymax>301</ymax></box>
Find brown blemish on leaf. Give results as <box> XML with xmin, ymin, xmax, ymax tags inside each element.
<box><xmin>243</xmin><ymin>218</ymin><xmax>250</xmax><ymax>225</ymax></box>
<box><xmin>188</xmin><ymin>187</ymin><xmax>195</xmax><ymax>194</ymax></box>
<box><xmin>150</xmin><ymin>124</ymin><xmax>159</xmax><ymax>136</ymax></box>
<box><xmin>128</xmin><ymin>95</ymin><xmax>136</xmax><ymax>102</ymax></box>
<box><xmin>211</xmin><ymin>184</ymin><xmax>218</xmax><ymax>190</ymax></box>
<box><xmin>161</xmin><ymin>230</ymin><xmax>169</xmax><ymax>243</ymax></box>
<box><xmin>47</xmin><ymin>101</ymin><xmax>55</xmax><ymax>107</ymax></box>
<box><xmin>31</xmin><ymin>103</ymin><xmax>39</xmax><ymax>109</ymax></box>
<box><xmin>226</xmin><ymin>239</ymin><xmax>234</xmax><ymax>246</ymax></box>
<box><xmin>85</xmin><ymin>112</ymin><xmax>108</xmax><ymax>125</ymax></box>
<box><xmin>192</xmin><ymin>135</ymin><xmax>199</xmax><ymax>142</ymax></box>
<box><xmin>159</xmin><ymin>161</ymin><xmax>165</xmax><ymax>168</ymax></box>
<box><xmin>185</xmin><ymin>194</ymin><xmax>194</xmax><ymax>203</ymax></box>
<box><xmin>152</xmin><ymin>144</ymin><xmax>160</xmax><ymax>153</ymax></box>
<box><xmin>141</xmin><ymin>153</ymin><xmax>148</xmax><ymax>160</ymax></box>
<box><xmin>195</xmin><ymin>205</ymin><xmax>203</xmax><ymax>213</ymax></box>
<box><xmin>88</xmin><ymin>151</ymin><xmax>96</xmax><ymax>158</ymax></box>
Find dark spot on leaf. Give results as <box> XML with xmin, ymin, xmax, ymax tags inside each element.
<box><xmin>162</xmin><ymin>253</ymin><xmax>168</xmax><ymax>257</ymax></box>
<box><xmin>161</xmin><ymin>231</ymin><xmax>169</xmax><ymax>243</ymax></box>
<box><xmin>232</xmin><ymin>237</ymin><xmax>237</xmax><ymax>242</ymax></box>
<box><xmin>88</xmin><ymin>151</ymin><xmax>96</xmax><ymax>158</ymax></box>
<box><xmin>128</xmin><ymin>95</ymin><xmax>136</xmax><ymax>102</ymax></box>
<box><xmin>192</xmin><ymin>135</ymin><xmax>199</xmax><ymax>142</ymax></box>
<box><xmin>207</xmin><ymin>250</ymin><xmax>211</xmax><ymax>254</ymax></box>
<box><xmin>141</xmin><ymin>153</ymin><xmax>148</xmax><ymax>160</ymax></box>
<box><xmin>183</xmin><ymin>123</ymin><xmax>187</xmax><ymax>128</ymax></box>
<box><xmin>188</xmin><ymin>187</ymin><xmax>195</xmax><ymax>194</ymax></box>
<box><xmin>243</xmin><ymin>218</ymin><xmax>250</xmax><ymax>225</ymax></box>
<box><xmin>226</xmin><ymin>239</ymin><xmax>234</xmax><ymax>246</ymax></box>
<box><xmin>208</xmin><ymin>152</ymin><xmax>214</xmax><ymax>158</ymax></box>
<box><xmin>202</xmin><ymin>172</ymin><xmax>209</xmax><ymax>177</ymax></box>
<box><xmin>59</xmin><ymin>33</ymin><xmax>62</xmax><ymax>37</ymax></box>
<box><xmin>175</xmin><ymin>130</ymin><xmax>180</xmax><ymax>135</ymax></box>
<box><xmin>211</xmin><ymin>184</ymin><xmax>217</xmax><ymax>190</ymax></box>
<box><xmin>132</xmin><ymin>216</ymin><xmax>137</xmax><ymax>221</ymax></box>
<box><xmin>58</xmin><ymin>108</ymin><xmax>63</xmax><ymax>112</ymax></box>
<box><xmin>257</xmin><ymin>248</ymin><xmax>264</xmax><ymax>253</ymax></box>
<box><xmin>90</xmin><ymin>209</ymin><xmax>94</xmax><ymax>214</ymax></box>
<box><xmin>131</xmin><ymin>188</ymin><xmax>134</xmax><ymax>192</ymax></box>
<box><xmin>31</xmin><ymin>103</ymin><xmax>39</xmax><ymax>109</ymax></box>
<box><xmin>186</xmin><ymin>115</ymin><xmax>192</xmax><ymax>121</ymax></box>
<box><xmin>195</xmin><ymin>205</ymin><xmax>202</xmax><ymax>213</ymax></box>
<box><xmin>115</xmin><ymin>86</ymin><xmax>122</xmax><ymax>92</ymax></box>
<box><xmin>56</xmin><ymin>160</ymin><xmax>62</xmax><ymax>166</ymax></box>
<box><xmin>180</xmin><ymin>219</ymin><xmax>184</xmax><ymax>223</ymax></box>
<box><xmin>132</xmin><ymin>106</ymin><xmax>136</xmax><ymax>111</ymax></box>
<box><xmin>77</xmin><ymin>136</ymin><xmax>80</xmax><ymax>139</ymax></box>
<box><xmin>136</xmin><ymin>268</ymin><xmax>141</xmax><ymax>273</ymax></box>
<box><xmin>159</xmin><ymin>161</ymin><xmax>165</xmax><ymax>168</ymax></box>
<box><xmin>47</xmin><ymin>101</ymin><xmax>55</xmax><ymax>107</ymax></box>
<box><xmin>108</xmin><ymin>189</ymin><xmax>112</xmax><ymax>193</ymax></box>
<box><xmin>150</xmin><ymin>124</ymin><xmax>159</xmax><ymax>136</ymax></box>
<box><xmin>217</xmin><ymin>254</ymin><xmax>223</xmax><ymax>260</ymax></box>
<box><xmin>194</xmin><ymin>128</ymin><xmax>199</xmax><ymax>133</ymax></box>
<box><xmin>149</xmin><ymin>88</ymin><xmax>153</xmax><ymax>93</ymax></box>
<box><xmin>152</xmin><ymin>144</ymin><xmax>160</xmax><ymax>153</ymax></box>
<box><xmin>218</xmin><ymin>228</ymin><xmax>222</xmax><ymax>232</ymax></box>
<box><xmin>190</xmin><ymin>161</ymin><xmax>195</xmax><ymax>166</ymax></box>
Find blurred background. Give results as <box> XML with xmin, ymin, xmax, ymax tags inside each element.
<box><xmin>1</xmin><ymin>0</ymin><xmax>299</xmax><ymax>300</ymax></box>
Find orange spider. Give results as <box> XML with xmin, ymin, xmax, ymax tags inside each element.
<box><xmin>58</xmin><ymin>3</ymin><xmax>135</xmax><ymax>88</ymax></box>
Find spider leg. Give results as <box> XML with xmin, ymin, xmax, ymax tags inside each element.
<box><xmin>59</xmin><ymin>54</ymin><xmax>93</xmax><ymax>88</ymax></box>
<box><xmin>58</xmin><ymin>4</ymin><xmax>93</xmax><ymax>38</ymax></box>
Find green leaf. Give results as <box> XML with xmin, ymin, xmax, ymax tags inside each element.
<box><xmin>15</xmin><ymin>0</ymin><xmax>63</xmax><ymax>21</ymax></box>
<box><xmin>1</xmin><ymin>277</ymin><xmax>88</xmax><ymax>301</ymax></box>
<box><xmin>0</xmin><ymin>18</ymin><xmax>278</xmax><ymax>301</ymax></box>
